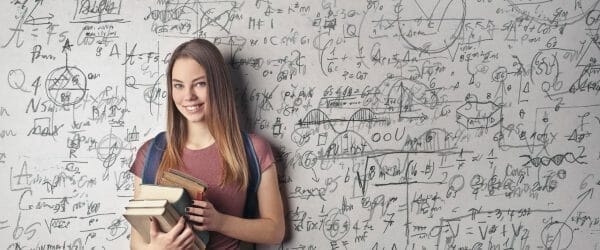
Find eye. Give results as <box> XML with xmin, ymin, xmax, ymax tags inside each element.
<box><xmin>194</xmin><ymin>82</ymin><xmax>207</xmax><ymax>87</ymax></box>
<box><xmin>173</xmin><ymin>83</ymin><xmax>183</xmax><ymax>89</ymax></box>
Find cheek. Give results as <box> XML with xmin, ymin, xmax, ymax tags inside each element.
<box><xmin>171</xmin><ymin>91</ymin><xmax>182</xmax><ymax>102</ymax></box>
<box><xmin>204</xmin><ymin>91</ymin><xmax>211</xmax><ymax>103</ymax></box>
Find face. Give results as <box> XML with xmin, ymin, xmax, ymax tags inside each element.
<box><xmin>171</xmin><ymin>57</ymin><xmax>209</xmax><ymax>124</ymax></box>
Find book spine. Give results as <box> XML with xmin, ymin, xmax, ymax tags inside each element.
<box><xmin>160</xmin><ymin>174</ymin><xmax>205</xmax><ymax>201</ymax></box>
<box><xmin>168</xmin><ymin>170</ymin><xmax>208</xmax><ymax>188</ymax></box>
<box><xmin>193</xmin><ymin>192</ymin><xmax>204</xmax><ymax>201</ymax></box>
<box><xmin>159</xmin><ymin>177</ymin><xmax>180</xmax><ymax>187</ymax></box>
<box><xmin>160</xmin><ymin>174</ymin><xmax>187</xmax><ymax>188</ymax></box>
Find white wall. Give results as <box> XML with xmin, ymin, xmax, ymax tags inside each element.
<box><xmin>1</xmin><ymin>0</ymin><xmax>599</xmax><ymax>249</ymax></box>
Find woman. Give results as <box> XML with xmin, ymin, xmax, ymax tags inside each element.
<box><xmin>129</xmin><ymin>39</ymin><xmax>285</xmax><ymax>249</ymax></box>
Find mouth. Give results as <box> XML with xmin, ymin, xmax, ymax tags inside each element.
<box><xmin>184</xmin><ymin>103</ymin><xmax>204</xmax><ymax>112</ymax></box>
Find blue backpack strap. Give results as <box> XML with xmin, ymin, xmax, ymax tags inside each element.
<box><xmin>242</xmin><ymin>131</ymin><xmax>261</xmax><ymax>218</ymax></box>
<box><xmin>142</xmin><ymin>131</ymin><xmax>167</xmax><ymax>184</ymax></box>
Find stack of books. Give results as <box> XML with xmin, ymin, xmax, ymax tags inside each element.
<box><xmin>124</xmin><ymin>169</ymin><xmax>208</xmax><ymax>249</ymax></box>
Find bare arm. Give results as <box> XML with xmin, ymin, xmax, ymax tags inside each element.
<box><xmin>189</xmin><ymin>163</ymin><xmax>285</xmax><ymax>244</ymax></box>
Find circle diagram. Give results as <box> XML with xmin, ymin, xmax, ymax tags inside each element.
<box><xmin>45</xmin><ymin>66</ymin><xmax>87</xmax><ymax>107</ymax></box>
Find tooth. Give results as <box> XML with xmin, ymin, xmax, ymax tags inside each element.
<box><xmin>186</xmin><ymin>105</ymin><xmax>200</xmax><ymax>112</ymax></box>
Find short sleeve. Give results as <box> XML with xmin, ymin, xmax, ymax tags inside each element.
<box><xmin>249</xmin><ymin>134</ymin><xmax>275</xmax><ymax>172</ymax></box>
<box><xmin>129</xmin><ymin>139</ymin><xmax>152</xmax><ymax>178</ymax></box>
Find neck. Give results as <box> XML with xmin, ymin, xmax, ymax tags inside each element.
<box><xmin>185</xmin><ymin>122</ymin><xmax>215</xmax><ymax>149</ymax></box>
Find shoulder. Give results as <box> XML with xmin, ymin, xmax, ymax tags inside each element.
<box><xmin>137</xmin><ymin>132</ymin><xmax>166</xmax><ymax>156</ymax></box>
<box><xmin>130</xmin><ymin>134</ymin><xmax>160</xmax><ymax>177</ymax></box>
<box><xmin>246</xmin><ymin>133</ymin><xmax>275</xmax><ymax>171</ymax></box>
<box><xmin>140</xmin><ymin>138</ymin><xmax>153</xmax><ymax>151</ymax></box>
<box><xmin>248</xmin><ymin>133</ymin><xmax>271</xmax><ymax>150</ymax></box>
<box><xmin>141</xmin><ymin>133</ymin><xmax>159</xmax><ymax>149</ymax></box>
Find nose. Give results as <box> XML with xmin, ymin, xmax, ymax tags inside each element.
<box><xmin>183</xmin><ymin>86</ymin><xmax>197</xmax><ymax>101</ymax></box>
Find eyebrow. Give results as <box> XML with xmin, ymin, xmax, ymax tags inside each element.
<box><xmin>172</xmin><ymin>76</ymin><xmax>207</xmax><ymax>83</ymax></box>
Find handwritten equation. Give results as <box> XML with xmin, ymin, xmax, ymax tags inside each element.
<box><xmin>1</xmin><ymin>0</ymin><xmax>599</xmax><ymax>249</ymax></box>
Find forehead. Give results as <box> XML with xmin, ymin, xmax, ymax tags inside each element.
<box><xmin>172</xmin><ymin>57</ymin><xmax>206</xmax><ymax>79</ymax></box>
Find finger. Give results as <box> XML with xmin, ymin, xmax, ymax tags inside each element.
<box><xmin>167</xmin><ymin>216</ymin><xmax>186</xmax><ymax>237</ymax></box>
<box><xmin>180</xmin><ymin>224</ymin><xmax>196</xmax><ymax>242</ymax></box>
<box><xmin>174</xmin><ymin>223</ymin><xmax>194</xmax><ymax>246</ymax></box>
<box><xmin>187</xmin><ymin>214</ymin><xmax>205</xmax><ymax>224</ymax></box>
<box><xmin>149</xmin><ymin>217</ymin><xmax>160</xmax><ymax>238</ymax></box>
<box><xmin>192</xmin><ymin>200</ymin><xmax>208</xmax><ymax>208</ymax></box>
<box><xmin>181</xmin><ymin>231</ymin><xmax>197</xmax><ymax>249</ymax></box>
<box><xmin>186</xmin><ymin>206</ymin><xmax>204</xmax><ymax>216</ymax></box>
<box><xmin>192</xmin><ymin>223</ymin><xmax>208</xmax><ymax>232</ymax></box>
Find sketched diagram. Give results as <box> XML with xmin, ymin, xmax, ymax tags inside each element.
<box><xmin>530</xmin><ymin>49</ymin><xmax>560</xmax><ymax>91</ymax></box>
<box><xmin>373</xmin><ymin>76</ymin><xmax>445</xmax><ymax>121</ymax></box>
<box><xmin>456</xmin><ymin>101</ymin><xmax>501</xmax><ymax>129</ymax></box>
<box><xmin>397</xmin><ymin>0</ymin><xmax>467</xmax><ymax>54</ymax></box>
<box><xmin>291</xmin><ymin>108</ymin><xmax>386</xmax><ymax>146</ymax></box>
<box><xmin>96</xmin><ymin>133</ymin><xmax>125</xmax><ymax>168</ymax></box>
<box><xmin>148</xmin><ymin>0</ymin><xmax>242</xmax><ymax>37</ymax></box>
<box><xmin>505</xmin><ymin>0</ymin><xmax>600</xmax><ymax>26</ymax></box>
<box><xmin>297</xmin><ymin>108</ymin><xmax>385</xmax><ymax>132</ymax></box>
<box><xmin>316</xmin><ymin>76</ymin><xmax>445</xmax><ymax>122</ymax></box>
<box><xmin>294</xmin><ymin>76</ymin><xmax>448</xmax><ymax>145</ymax></box>
<box><xmin>45</xmin><ymin>65</ymin><xmax>88</xmax><ymax>107</ymax></box>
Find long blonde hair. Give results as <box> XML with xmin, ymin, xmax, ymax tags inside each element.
<box><xmin>158</xmin><ymin>38</ymin><xmax>249</xmax><ymax>189</ymax></box>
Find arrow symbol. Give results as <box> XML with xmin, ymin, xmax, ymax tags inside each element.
<box><xmin>547</xmin><ymin>188</ymin><xmax>594</xmax><ymax>247</ymax></box>
<box><xmin>577</xmin><ymin>188</ymin><xmax>593</xmax><ymax>200</ymax></box>
<box><xmin>311</xmin><ymin>168</ymin><xmax>319</xmax><ymax>182</ymax></box>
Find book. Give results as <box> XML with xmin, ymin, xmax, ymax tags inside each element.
<box><xmin>124</xmin><ymin>184</ymin><xmax>209</xmax><ymax>248</ymax></box>
<box><xmin>126</xmin><ymin>199</ymin><xmax>169</xmax><ymax>208</ymax></box>
<box><xmin>159</xmin><ymin>168</ymin><xmax>207</xmax><ymax>201</ymax></box>
<box><xmin>123</xmin><ymin>200</ymin><xmax>179</xmax><ymax>242</ymax></box>
<box><xmin>136</xmin><ymin>184</ymin><xmax>194</xmax><ymax>216</ymax></box>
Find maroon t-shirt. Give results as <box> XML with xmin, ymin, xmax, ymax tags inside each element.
<box><xmin>130</xmin><ymin>133</ymin><xmax>275</xmax><ymax>249</ymax></box>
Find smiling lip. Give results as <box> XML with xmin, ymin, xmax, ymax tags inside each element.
<box><xmin>184</xmin><ymin>103</ymin><xmax>204</xmax><ymax>112</ymax></box>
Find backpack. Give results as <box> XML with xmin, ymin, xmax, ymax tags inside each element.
<box><xmin>141</xmin><ymin>131</ymin><xmax>261</xmax><ymax>218</ymax></box>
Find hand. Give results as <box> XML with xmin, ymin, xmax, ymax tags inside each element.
<box><xmin>148</xmin><ymin>216</ymin><xmax>196</xmax><ymax>250</ymax></box>
<box><xmin>186</xmin><ymin>200</ymin><xmax>225</xmax><ymax>232</ymax></box>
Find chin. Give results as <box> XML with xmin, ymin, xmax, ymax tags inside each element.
<box><xmin>184</xmin><ymin>115</ymin><xmax>206</xmax><ymax>123</ymax></box>
<box><xmin>177</xmin><ymin>109</ymin><xmax>206</xmax><ymax>122</ymax></box>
